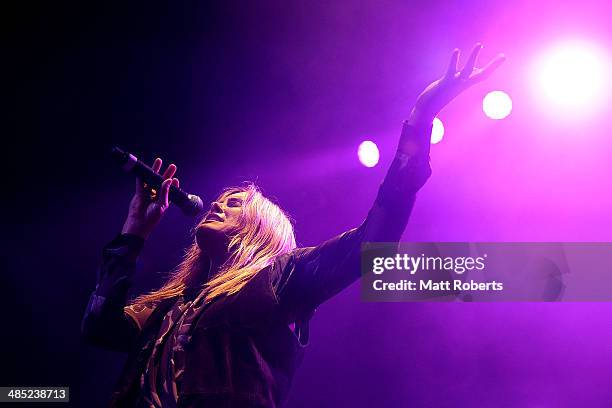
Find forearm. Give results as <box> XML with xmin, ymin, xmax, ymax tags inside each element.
<box><xmin>81</xmin><ymin>233</ymin><xmax>144</xmax><ymax>351</ymax></box>
<box><xmin>277</xmin><ymin>121</ymin><xmax>432</xmax><ymax>312</ymax></box>
<box><xmin>93</xmin><ymin>234</ymin><xmax>144</xmax><ymax>298</ymax></box>
<box><xmin>362</xmin><ymin>120</ymin><xmax>432</xmax><ymax>242</ymax></box>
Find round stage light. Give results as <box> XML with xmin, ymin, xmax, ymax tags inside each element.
<box><xmin>358</xmin><ymin>140</ymin><xmax>380</xmax><ymax>167</ymax></box>
<box><xmin>483</xmin><ymin>90</ymin><xmax>512</xmax><ymax>120</ymax></box>
<box><xmin>431</xmin><ymin>117</ymin><xmax>444</xmax><ymax>144</ymax></box>
<box><xmin>532</xmin><ymin>40</ymin><xmax>609</xmax><ymax>118</ymax></box>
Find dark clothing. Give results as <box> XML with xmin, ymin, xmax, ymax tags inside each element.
<box><xmin>81</xmin><ymin>123</ymin><xmax>431</xmax><ymax>407</ymax></box>
<box><xmin>137</xmin><ymin>291</ymin><xmax>196</xmax><ymax>407</ymax></box>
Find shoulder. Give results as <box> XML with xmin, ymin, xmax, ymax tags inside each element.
<box><xmin>268</xmin><ymin>246</ymin><xmax>315</xmax><ymax>282</ymax></box>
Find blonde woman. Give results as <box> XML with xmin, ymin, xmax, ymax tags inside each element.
<box><xmin>82</xmin><ymin>44</ymin><xmax>504</xmax><ymax>407</ymax></box>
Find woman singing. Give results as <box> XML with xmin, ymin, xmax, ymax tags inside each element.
<box><xmin>82</xmin><ymin>44</ymin><xmax>504</xmax><ymax>407</ymax></box>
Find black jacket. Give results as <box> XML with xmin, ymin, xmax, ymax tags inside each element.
<box><xmin>81</xmin><ymin>123</ymin><xmax>431</xmax><ymax>407</ymax></box>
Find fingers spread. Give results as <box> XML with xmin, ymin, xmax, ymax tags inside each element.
<box><xmin>459</xmin><ymin>43</ymin><xmax>482</xmax><ymax>79</ymax></box>
<box><xmin>446</xmin><ymin>49</ymin><xmax>460</xmax><ymax>78</ymax></box>
<box><xmin>472</xmin><ymin>53</ymin><xmax>506</xmax><ymax>82</ymax></box>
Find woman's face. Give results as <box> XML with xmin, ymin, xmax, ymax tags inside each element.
<box><xmin>195</xmin><ymin>191</ymin><xmax>247</xmax><ymax>249</ymax></box>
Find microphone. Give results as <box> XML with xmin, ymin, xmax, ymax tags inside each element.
<box><xmin>111</xmin><ymin>147</ymin><xmax>204</xmax><ymax>217</ymax></box>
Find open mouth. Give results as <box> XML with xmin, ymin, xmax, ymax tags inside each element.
<box><xmin>203</xmin><ymin>214</ymin><xmax>224</xmax><ymax>223</ymax></box>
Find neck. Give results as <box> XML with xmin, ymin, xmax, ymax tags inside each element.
<box><xmin>205</xmin><ymin>252</ymin><xmax>228</xmax><ymax>280</ymax></box>
<box><xmin>184</xmin><ymin>251</ymin><xmax>227</xmax><ymax>291</ymax></box>
<box><xmin>198</xmin><ymin>246</ymin><xmax>230</xmax><ymax>282</ymax></box>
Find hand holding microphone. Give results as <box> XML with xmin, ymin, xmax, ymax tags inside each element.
<box><xmin>112</xmin><ymin>147</ymin><xmax>204</xmax><ymax>239</ymax></box>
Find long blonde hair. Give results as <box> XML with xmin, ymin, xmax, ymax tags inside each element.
<box><xmin>129</xmin><ymin>184</ymin><xmax>296</xmax><ymax>307</ymax></box>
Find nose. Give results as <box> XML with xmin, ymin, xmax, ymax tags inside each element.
<box><xmin>211</xmin><ymin>201</ymin><xmax>224</xmax><ymax>212</ymax></box>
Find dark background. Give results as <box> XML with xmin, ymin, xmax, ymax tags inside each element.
<box><xmin>5</xmin><ymin>1</ymin><xmax>612</xmax><ymax>407</ymax></box>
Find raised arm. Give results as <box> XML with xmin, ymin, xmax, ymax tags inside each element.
<box><xmin>81</xmin><ymin>158</ymin><xmax>179</xmax><ymax>352</ymax></box>
<box><xmin>275</xmin><ymin>44</ymin><xmax>506</xmax><ymax>315</ymax></box>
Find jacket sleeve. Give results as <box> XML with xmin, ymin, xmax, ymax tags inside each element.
<box><xmin>81</xmin><ymin>233</ymin><xmax>146</xmax><ymax>352</ymax></box>
<box><xmin>275</xmin><ymin>121</ymin><xmax>432</xmax><ymax>317</ymax></box>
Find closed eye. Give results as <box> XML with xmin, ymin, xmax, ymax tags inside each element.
<box><xmin>227</xmin><ymin>198</ymin><xmax>243</xmax><ymax>207</ymax></box>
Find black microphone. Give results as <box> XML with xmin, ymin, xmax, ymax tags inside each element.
<box><xmin>111</xmin><ymin>147</ymin><xmax>204</xmax><ymax>217</ymax></box>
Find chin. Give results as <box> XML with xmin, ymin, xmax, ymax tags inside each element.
<box><xmin>195</xmin><ymin>224</ymin><xmax>226</xmax><ymax>249</ymax></box>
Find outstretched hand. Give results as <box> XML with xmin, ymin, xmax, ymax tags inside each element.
<box><xmin>410</xmin><ymin>43</ymin><xmax>506</xmax><ymax>124</ymax></box>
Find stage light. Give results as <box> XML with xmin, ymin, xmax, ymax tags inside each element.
<box><xmin>483</xmin><ymin>91</ymin><xmax>512</xmax><ymax>120</ymax></box>
<box><xmin>532</xmin><ymin>41</ymin><xmax>609</xmax><ymax>118</ymax></box>
<box><xmin>431</xmin><ymin>117</ymin><xmax>444</xmax><ymax>144</ymax></box>
<box><xmin>358</xmin><ymin>140</ymin><xmax>380</xmax><ymax>167</ymax></box>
